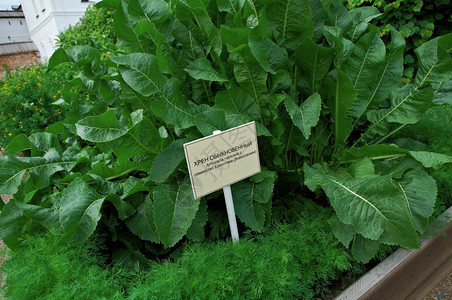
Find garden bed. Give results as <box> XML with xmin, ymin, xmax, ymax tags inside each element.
<box><xmin>336</xmin><ymin>206</ymin><xmax>452</xmax><ymax>299</ymax></box>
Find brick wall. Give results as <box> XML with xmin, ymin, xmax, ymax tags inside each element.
<box><xmin>0</xmin><ymin>51</ymin><xmax>39</xmax><ymax>77</ymax></box>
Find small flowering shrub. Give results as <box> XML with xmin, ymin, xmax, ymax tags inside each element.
<box><xmin>0</xmin><ymin>64</ymin><xmax>69</xmax><ymax>146</ymax></box>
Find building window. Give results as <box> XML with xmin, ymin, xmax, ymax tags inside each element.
<box><xmin>81</xmin><ymin>0</ymin><xmax>89</xmax><ymax>2</ymax></box>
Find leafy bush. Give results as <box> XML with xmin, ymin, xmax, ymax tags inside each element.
<box><xmin>390</xmin><ymin>104</ymin><xmax>452</xmax><ymax>216</ymax></box>
<box><xmin>0</xmin><ymin>0</ymin><xmax>451</xmax><ymax>266</ymax></box>
<box><xmin>56</xmin><ymin>4</ymin><xmax>116</xmax><ymax>50</ymax></box>
<box><xmin>1</xmin><ymin>208</ymin><xmax>358</xmax><ymax>299</ymax></box>
<box><xmin>343</xmin><ymin>0</ymin><xmax>452</xmax><ymax>80</ymax></box>
<box><xmin>0</xmin><ymin>65</ymin><xmax>68</xmax><ymax>146</ymax></box>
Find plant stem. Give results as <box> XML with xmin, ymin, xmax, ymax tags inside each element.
<box><xmin>374</xmin><ymin>124</ymin><xmax>407</xmax><ymax>145</ymax></box>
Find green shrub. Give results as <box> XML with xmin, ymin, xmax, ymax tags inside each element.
<box><xmin>1</xmin><ymin>0</ymin><xmax>451</xmax><ymax>266</ymax></box>
<box><xmin>56</xmin><ymin>4</ymin><xmax>116</xmax><ymax>50</ymax></box>
<box><xmin>343</xmin><ymin>0</ymin><xmax>452</xmax><ymax>80</ymax></box>
<box><xmin>0</xmin><ymin>65</ymin><xmax>68</xmax><ymax>146</ymax></box>
<box><xmin>391</xmin><ymin>104</ymin><xmax>452</xmax><ymax>216</ymax></box>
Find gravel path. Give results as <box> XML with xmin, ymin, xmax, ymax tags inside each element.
<box><xmin>423</xmin><ymin>272</ymin><xmax>452</xmax><ymax>300</ymax></box>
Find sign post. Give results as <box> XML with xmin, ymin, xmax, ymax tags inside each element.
<box><xmin>183</xmin><ymin>122</ymin><xmax>261</xmax><ymax>242</ymax></box>
<box><xmin>213</xmin><ymin>130</ymin><xmax>239</xmax><ymax>242</ymax></box>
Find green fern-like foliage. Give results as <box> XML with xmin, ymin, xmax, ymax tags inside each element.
<box><xmin>1</xmin><ymin>208</ymin><xmax>357</xmax><ymax>299</ymax></box>
<box><xmin>1</xmin><ymin>232</ymin><xmax>126</xmax><ymax>299</ymax></box>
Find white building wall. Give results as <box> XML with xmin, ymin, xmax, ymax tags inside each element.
<box><xmin>21</xmin><ymin>0</ymin><xmax>99</xmax><ymax>61</ymax></box>
<box><xmin>0</xmin><ymin>16</ymin><xmax>32</xmax><ymax>44</ymax></box>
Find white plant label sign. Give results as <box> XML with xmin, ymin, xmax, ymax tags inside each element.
<box><xmin>184</xmin><ymin>121</ymin><xmax>261</xmax><ymax>199</ymax></box>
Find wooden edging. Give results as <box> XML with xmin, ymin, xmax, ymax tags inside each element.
<box><xmin>336</xmin><ymin>206</ymin><xmax>452</xmax><ymax>300</ymax></box>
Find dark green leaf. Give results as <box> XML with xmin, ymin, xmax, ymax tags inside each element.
<box><xmin>324</xmin><ymin>66</ymin><xmax>357</xmax><ymax>155</ymax></box>
<box><xmin>284</xmin><ymin>93</ymin><xmax>321</xmax><ymax>139</ymax></box>
<box><xmin>232</xmin><ymin>171</ymin><xmax>276</xmax><ymax>231</ymax></box>
<box><xmin>185</xmin><ymin>58</ymin><xmax>228</xmax><ymax>82</ymax></box>
<box><xmin>304</xmin><ymin>164</ymin><xmax>419</xmax><ymax>248</ymax></box>
<box><xmin>352</xmin><ymin>234</ymin><xmax>380</xmax><ymax>263</ymax></box>
<box><xmin>149</xmin><ymin>140</ymin><xmax>187</xmax><ymax>183</ymax></box>
<box><xmin>329</xmin><ymin>215</ymin><xmax>355</xmax><ymax>247</ymax></box>
<box><xmin>195</xmin><ymin>109</ymin><xmax>226</xmax><ymax>136</ymax></box>
<box><xmin>293</xmin><ymin>38</ymin><xmax>334</xmax><ymax>94</ymax></box>
<box><xmin>0</xmin><ymin>200</ymin><xmax>28</xmax><ymax>250</ymax></box>
<box><xmin>186</xmin><ymin>198</ymin><xmax>208</xmax><ymax>241</ymax></box>
<box><xmin>126</xmin><ymin>194</ymin><xmax>159</xmax><ymax>243</ymax></box>
<box><xmin>76</xmin><ymin>109</ymin><xmax>127</xmax><ymax>142</ymax></box>
<box><xmin>59</xmin><ymin>178</ymin><xmax>105</xmax><ymax>242</ymax></box>
<box><xmin>153</xmin><ymin>179</ymin><xmax>200</xmax><ymax>247</ymax></box>
<box><xmin>265</xmin><ymin>0</ymin><xmax>314</xmax><ymax>49</ymax></box>
<box><xmin>396</xmin><ymin>169</ymin><xmax>436</xmax><ymax>233</ymax></box>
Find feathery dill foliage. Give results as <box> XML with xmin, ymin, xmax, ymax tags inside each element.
<box><xmin>1</xmin><ymin>208</ymin><xmax>355</xmax><ymax>299</ymax></box>
<box><xmin>128</xmin><ymin>209</ymin><xmax>351</xmax><ymax>299</ymax></box>
<box><xmin>1</xmin><ymin>232</ymin><xmax>127</xmax><ymax>299</ymax></box>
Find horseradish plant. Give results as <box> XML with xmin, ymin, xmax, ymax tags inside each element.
<box><xmin>1</xmin><ymin>0</ymin><xmax>451</xmax><ymax>263</ymax></box>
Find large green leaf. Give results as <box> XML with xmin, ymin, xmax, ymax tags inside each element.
<box><xmin>59</xmin><ymin>178</ymin><xmax>106</xmax><ymax>242</ymax></box>
<box><xmin>217</xmin><ymin>0</ymin><xmax>245</xmax><ymax>14</ymax></box>
<box><xmin>293</xmin><ymin>38</ymin><xmax>334</xmax><ymax>94</ymax></box>
<box><xmin>329</xmin><ymin>214</ymin><xmax>355</xmax><ymax>247</ymax></box>
<box><xmin>354</xmin><ymin>27</ymin><xmax>404</xmax><ymax>119</ymax></box>
<box><xmin>343</xmin><ymin>29</ymin><xmax>386</xmax><ymax>119</ymax></box>
<box><xmin>284</xmin><ymin>93</ymin><xmax>321</xmax><ymax>139</ymax></box>
<box><xmin>396</xmin><ymin>169</ymin><xmax>436</xmax><ymax>233</ymax></box>
<box><xmin>185</xmin><ymin>58</ymin><xmax>228</xmax><ymax>82</ymax></box>
<box><xmin>137</xmin><ymin>0</ymin><xmax>171</xmax><ymax>24</ymax></box>
<box><xmin>265</xmin><ymin>0</ymin><xmax>313</xmax><ymax>49</ymax></box>
<box><xmin>324</xmin><ymin>66</ymin><xmax>357</xmax><ymax>155</ymax></box>
<box><xmin>175</xmin><ymin>0</ymin><xmax>222</xmax><ymax>60</ymax></box>
<box><xmin>15</xmin><ymin>200</ymin><xmax>61</xmax><ymax>231</ymax></box>
<box><xmin>228</xmin><ymin>45</ymin><xmax>268</xmax><ymax>107</ymax></box>
<box><xmin>415</xmin><ymin>33</ymin><xmax>452</xmax><ymax>85</ymax></box>
<box><xmin>363</xmin><ymin>84</ymin><xmax>434</xmax><ymax>140</ymax></box>
<box><xmin>231</xmin><ymin>171</ymin><xmax>276</xmax><ymax>232</ymax></box>
<box><xmin>323</xmin><ymin>0</ymin><xmax>353</xmax><ymax>36</ymax></box>
<box><xmin>409</xmin><ymin>151</ymin><xmax>452</xmax><ymax>168</ymax></box>
<box><xmin>249</xmin><ymin>14</ymin><xmax>289</xmax><ymax>74</ymax></box>
<box><xmin>342</xmin><ymin>145</ymin><xmax>452</xmax><ymax>169</ymax></box>
<box><xmin>186</xmin><ymin>198</ymin><xmax>208</xmax><ymax>241</ymax></box>
<box><xmin>304</xmin><ymin>164</ymin><xmax>419</xmax><ymax>248</ymax></box>
<box><xmin>112</xmin><ymin>53</ymin><xmax>166</xmax><ymax>97</ymax></box>
<box><xmin>195</xmin><ymin>108</ymin><xmax>227</xmax><ymax>136</ymax></box>
<box><xmin>4</xmin><ymin>134</ymin><xmax>32</xmax><ymax>155</ymax></box>
<box><xmin>0</xmin><ymin>200</ymin><xmax>29</xmax><ymax>250</ymax></box>
<box><xmin>90</xmin><ymin>160</ymin><xmax>139</xmax><ymax>181</ymax></box>
<box><xmin>76</xmin><ymin>109</ymin><xmax>127</xmax><ymax>142</ymax></box>
<box><xmin>107</xmin><ymin>194</ymin><xmax>136</xmax><ymax>220</ymax></box>
<box><xmin>347</xmin><ymin>6</ymin><xmax>382</xmax><ymax>42</ymax></box>
<box><xmin>214</xmin><ymin>85</ymin><xmax>260</xmax><ymax>120</ymax></box>
<box><xmin>433</xmin><ymin>80</ymin><xmax>452</xmax><ymax>105</ymax></box>
<box><xmin>351</xmin><ymin>234</ymin><xmax>380</xmax><ymax>263</ymax></box>
<box><xmin>0</xmin><ymin>153</ymin><xmax>77</xmax><ymax>195</ymax></box>
<box><xmin>149</xmin><ymin>139</ymin><xmax>187</xmax><ymax>183</ymax></box>
<box><xmin>113</xmin><ymin>53</ymin><xmax>195</xmax><ymax>128</ymax></box>
<box><xmin>125</xmin><ymin>194</ymin><xmax>159</xmax><ymax>243</ymax></box>
<box><xmin>153</xmin><ymin>179</ymin><xmax>200</xmax><ymax>248</ymax></box>
<box><xmin>105</xmin><ymin>116</ymin><xmax>162</xmax><ymax>164</ymax></box>
<box><xmin>114</xmin><ymin>1</ymin><xmax>146</xmax><ymax>52</ymax></box>
<box><xmin>172</xmin><ymin>20</ymin><xmax>205</xmax><ymax>61</ymax></box>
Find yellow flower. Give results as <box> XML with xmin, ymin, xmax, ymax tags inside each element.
<box><xmin>8</xmin><ymin>133</ymin><xmax>12</xmax><ymax>136</ymax></box>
